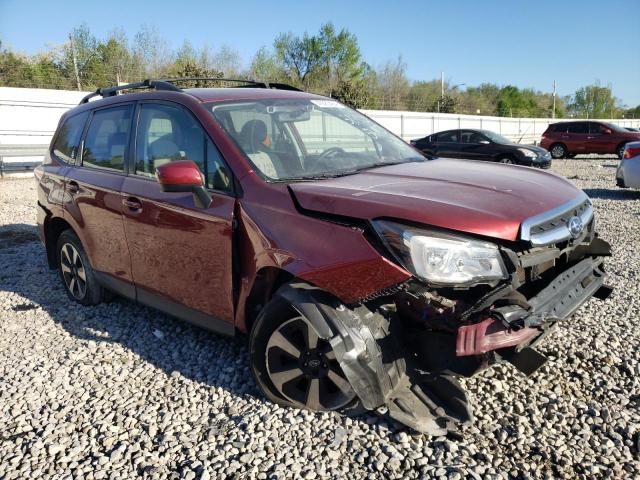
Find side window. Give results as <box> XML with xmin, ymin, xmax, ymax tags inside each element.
<box><xmin>568</xmin><ymin>123</ymin><xmax>588</xmax><ymax>134</ymax></box>
<box><xmin>437</xmin><ymin>131</ymin><xmax>458</xmax><ymax>142</ymax></box>
<box><xmin>135</xmin><ymin>103</ymin><xmax>232</xmax><ymax>192</ymax></box>
<box><xmin>82</xmin><ymin>105</ymin><xmax>132</xmax><ymax>171</ymax></box>
<box><xmin>52</xmin><ymin>112</ymin><xmax>89</xmax><ymax>164</ymax></box>
<box><xmin>552</xmin><ymin>124</ymin><xmax>567</xmax><ymax>133</ymax></box>
<box><xmin>590</xmin><ymin>123</ymin><xmax>606</xmax><ymax>134</ymax></box>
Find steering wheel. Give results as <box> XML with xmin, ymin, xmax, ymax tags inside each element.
<box><xmin>306</xmin><ymin>147</ymin><xmax>346</xmax><ymax>172</ymax></box>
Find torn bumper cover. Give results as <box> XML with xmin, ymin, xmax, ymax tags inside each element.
<box><xmin>456</xmin><ymin>255</ymin><xmax>611</xmax><ymax>357</ymax></box>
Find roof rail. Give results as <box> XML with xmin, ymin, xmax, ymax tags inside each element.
<box><xmin>162</xmin><ymin>77</ymin><xmax>302</xmax><ymax>92</ymax></box>
<box><xmin>79</xmin><ymin>79</ymin><xmax>181</xmax><ymax>104</ymax></box>
<box><xmin>79</xmin><ymin>77</ymin><xmax>302</xmax><ymax>104</ymax></box>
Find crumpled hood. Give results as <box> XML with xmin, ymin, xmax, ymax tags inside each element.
<box><xmin>289</xmin><ymin>159</ymin><xmax>583</xmax><ymax>241</ymax></box>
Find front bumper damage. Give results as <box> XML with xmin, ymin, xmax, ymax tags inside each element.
<box><xmin>281</xmin><ymin>236</ymin><xmax>612</xmax><ymax>435</ymax></box>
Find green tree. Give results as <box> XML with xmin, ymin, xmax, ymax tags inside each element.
<box><xmin>375</xmin><ymin>57</ymin><xmax>410</xmax><ymax>110</ymax></box>
<box><xmin>568</xmin><ymin>84</ymin><xmax>619</xmax><ymax>118</ymax></box>
<box><xmin>274</xmin><ymin>31</ymin><xmax>323</xmax><ymax>90</ymax></box>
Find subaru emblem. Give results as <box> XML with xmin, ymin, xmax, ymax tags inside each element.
<box><xmin>568</xmin><ymin>216</ymin><xmax>583</xmax><ymax>238</ymax></box>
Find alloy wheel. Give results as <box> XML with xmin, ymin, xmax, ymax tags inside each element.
<box><xmin>265</xmin><ymin>317</ymin><xmax>355</xmax><ymax>411</ymax></box>
<box><xmin>551</xmin><ymin>145</ymin><xmax>566</xmax><ymax>158</ymax></box>
<box><xmin>60</xmin><ymin>243</ymin><xmax>87</xmax><ymax>300</ymax></box>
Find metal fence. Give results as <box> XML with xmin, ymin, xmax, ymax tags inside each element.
<box><xmin>0</xmin><ymin>144</ymin><xmax>47</xmax><ymax>177</ymax></box>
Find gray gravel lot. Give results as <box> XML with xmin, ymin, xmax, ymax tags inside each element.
<box><xmin>1</xmin><ymin>157</ymin><xmax>639</xmax><ymax>479</ymax></box>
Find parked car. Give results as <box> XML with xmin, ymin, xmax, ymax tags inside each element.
<box><xmin>541</xmin><ymin>121</ymin><xmax>640</xmax><ymax>159</ymax></box>
<box><xmin>410</xmin><ymin>129</ymin><xmax>551</xmax><ymax>168</ymax></box>
<box><xmin>36</xmin><ymin>79</ymin><xmax>612</xmax><ymax>435</ymax></box>
<box><xmin>616</xmin><ymin>141</ymin><xmax>640</xmax><ymax>188</ymax></box>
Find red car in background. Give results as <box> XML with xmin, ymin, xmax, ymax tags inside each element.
<box><xmin>36</xmin><ymin>79</ymin><xmax>611</xmax><ymax>435</ymax></box>
<box><xmin>541</xmin><ymin>120</ymin><xmax>640</xmax><ymax>159</ymax></box>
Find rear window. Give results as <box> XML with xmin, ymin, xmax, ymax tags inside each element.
<box><xmin>567</xmin><ymin>123</ymin><xmax>589</xmax><ymax>134</ymax></box>
<box><xmin>52</xmin><ymin>112</ymin><xmax>89</xmax><ymax>164</ymax></box>
<box><xmin>82</xmin><ymin>105</ymin><xmax>133</xmax><ymax>172</ymax></box>
<box><xmin>437</xmin><ymin>131</ymin><xmax>458</xmax><ymax>142</ymax></box>
<box><xmin>549</xmin><ymin>123</ymin><xmax>567</xmax><ymax>133</ymax></box>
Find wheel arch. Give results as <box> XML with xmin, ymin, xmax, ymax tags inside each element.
<box><xmin>242</xmin><ymin>266</ymin><xmax>294</xmax><ymax>334</ymax></box>
<box><xmin>44</xmin><ymin>216</ymin><xmax>74</xmax><ymax>269</ymax></box>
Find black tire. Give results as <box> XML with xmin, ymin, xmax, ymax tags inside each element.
<box><xmin>550</xmin><ymin>143</ymin><xmax>567</xmax><ymax>159</ymax></box>
<box><xmin>56</xmin><ymin>229</ymin><xmax>104</xmax><ymax>306</ymax></box>
<box><xmin>249</xmin><ymin>285</ymin><xmax>358</xmax><ymax>413</ymax></box>
<box><xmin>567</xmin><ymin>153</ymin><xmax>577</xmax><ymax>159</ymax></box>
<box><xmin>616</xmin><ymin>143</ymin><xmax>627</xmax><ymax>159</ymax></box>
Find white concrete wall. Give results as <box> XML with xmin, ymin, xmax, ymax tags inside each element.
<box><xmin>362</xmin><ymin>109</ymin><xmax>640</xmax><ymax>144</ymax></box>
<box><xmin>1</xmin><ymin>87</ymin><xmax>639</xmax><ymax>162</ymax></box>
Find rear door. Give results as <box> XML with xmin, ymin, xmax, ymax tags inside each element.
<box><xmin>566</xmin><ymin>122</ymin><xmax>589</xmax><ymax>153</ymax></box>
<box><xmin>458</xmin><ymin>130</ymin><xmax>494</xmax><ymax>161</ymax></box>
<box><xmin>433</xmin><ymin>130</ymin><xmax>460</xmax><ymax>158</ymax></box>
<box><xmin>63</xmin><ymin>104</ymin><xmax>135</xmax><ymax>296</ymax></box>
<box><xmin>120</xmin><ymin>101</ymin><xmax>236</xmax><ymax>333</ymax></box>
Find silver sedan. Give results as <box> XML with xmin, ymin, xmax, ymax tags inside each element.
<box><xmin>617</xmin><ymin>141</ymin><xmax>640</xmax><ymax>189</ymax></box>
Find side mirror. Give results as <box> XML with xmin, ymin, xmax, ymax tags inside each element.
<box><xmin>604</xmin><ymin>128</ymin><xmax>612</xmax><ymax>134</ymax></box>
<box><xmin>156</xmin><ymin>160</ymin><xmax>212</xmax><ymax>209</ymax></box>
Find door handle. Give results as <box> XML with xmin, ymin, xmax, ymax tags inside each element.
<box><xmin>67</xmin><ymin>181</ymin><xmax>79</xmax><ymax>194</ymax></box>
<box><xmin>122</xmin><ymin>197</ymin><xmax>142</xmax><ymax>212</ymax></box>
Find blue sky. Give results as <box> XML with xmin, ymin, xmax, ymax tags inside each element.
<box><xmin>1</xmin><ymin>0</ymin><xmax>639</xmax><ymax>105</ymax></box>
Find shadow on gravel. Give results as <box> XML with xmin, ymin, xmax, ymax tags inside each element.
<box><xmin>0</xmin><ymin>222</ymin><xmax>259</xmax><ymax>403</ymax></box>
<box><xmin>0</xmin><ymin>223</ymin><xmax>40</xmax><ymax>249</ymax></box>
<box><xmin>583</xmin><ymin>188</ymin><xmax>640</xmax><ymax>200</ymax></box>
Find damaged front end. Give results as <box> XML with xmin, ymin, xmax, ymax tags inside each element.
<box><xmin>280</xmin><ymin>195</ymin><xmax>612</xmax><ymax>435</ymax></box>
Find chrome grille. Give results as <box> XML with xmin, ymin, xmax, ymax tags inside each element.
<box><xmin>520</xmin><ymin>194</ymin><xmax>593</xmax><ymax>246</ymax></box>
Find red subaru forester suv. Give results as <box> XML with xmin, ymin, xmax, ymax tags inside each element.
<box><xmin>36</xmin><ymin>79</ymin><xmax>612</xmax><ymax>435</ymax></box>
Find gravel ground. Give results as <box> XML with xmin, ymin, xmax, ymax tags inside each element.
<box><xmin>1</xmin><ymin>157</ymin><xmax>639</xmax><ymax>480</ymax></box>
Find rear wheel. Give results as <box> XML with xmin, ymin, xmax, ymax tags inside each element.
<box><xmin>550</xmin><ymin>143</ymin><xmax>567</xmax><ymax>159</ymax></box>
<box><xmin>57</xmin><ymin>230</ymin><xmax>103</xmax><ymax>305</ymax></box>
<box><xmin>250</xmin><ymin>289</ymin><xmax>357</xmax><ymax>412</ymax></box>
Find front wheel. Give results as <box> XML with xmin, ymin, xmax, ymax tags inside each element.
<box><xmin>249</xmin><ymin>290</ymin><xmax>357</xmax><ymax>412</ymax></box>
<box><xmin>57</xmin><ymin>230</ymin><xmax>104</xmax><ymax>305</ymax></box>
<box><xmin>498</xmin><ymin>156</ymin><xmax>515</xmax><ymax>164</ymax></box>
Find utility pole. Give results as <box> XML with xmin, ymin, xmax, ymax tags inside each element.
<box><xmin>69</xmin><ymin>34</ymin><xmax>81</xmax><ymax>91</ymax></box>
<box><xmin>552</xmin><ymin>80</ymin><xmax>556</xmax><ymax>119</ymax></box>
<box><xmin>439</xmin><ymin>71</ymin><xmax>444</xmax><ymax>114</ymax></box>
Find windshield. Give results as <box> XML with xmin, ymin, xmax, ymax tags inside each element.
<box><xmin>602</xmin><ymin>122</ymin><xmax>629</xmax><ymax>133</ymax></box>
<box><xmin>207</xmin><ymin>98</ymin><xmax>423</xmax><ymax>181</ymax></box>
<box><xmin>481</xmin><ymin>130</ymin><xmax>513</xmax><ymax>145</ymax></box>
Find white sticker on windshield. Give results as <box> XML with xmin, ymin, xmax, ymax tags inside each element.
<box><xmin>310</xmin><ymin>99</ymin><xmax>345</xmax><ymax>109</ymax></box>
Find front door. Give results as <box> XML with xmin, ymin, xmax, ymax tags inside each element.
<box><xmin>121</xmin><ymin>101</ymin><xmax>236</xmax><ymax>333</ymax></box>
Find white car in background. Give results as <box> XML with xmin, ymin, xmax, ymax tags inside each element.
<box><xmin>617</xmin><ymin>142</ymin><xmax>640</xmax><ymax>189</ymax></box>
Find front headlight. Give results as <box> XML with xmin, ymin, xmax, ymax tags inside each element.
<box><xmin>518</xmin><ymin>148</ymin><xmax>538</xmax><ymax>158</ymax></box>
<box><xmin>373</xmin><ymin>220</ymin><xmax>508</xmax><ymax>287</ymax></box>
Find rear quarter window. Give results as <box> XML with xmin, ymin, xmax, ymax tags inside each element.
<box><xmin>51</xmin><ymin>112</ymin><xmax>89</xmax><ymax>164</ymax></box>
